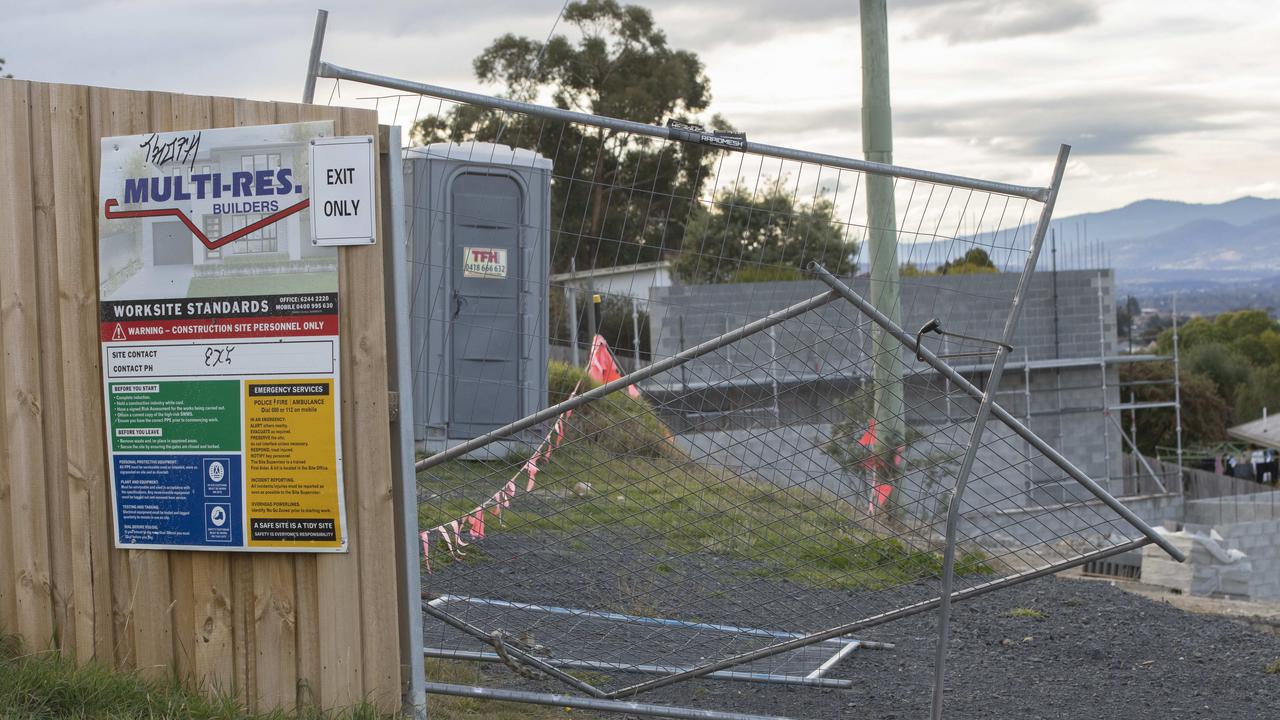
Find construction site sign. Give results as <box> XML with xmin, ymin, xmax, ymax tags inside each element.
<box><xmin>97</xmin><ymin>122</ymin><xmax>348</xmax><ymax>552</ymax></box>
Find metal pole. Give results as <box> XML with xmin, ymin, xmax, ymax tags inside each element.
<box><xmin>1108</xmin><ymin>412</ymin><xmax>1166</xmax><ymax>494</ymax></box>
<box><xmin>416</xmin><ymin>290</ymin><xmax>841</xmax><ymax>471</ymax></box>
<box><xmin>567</xmin><ymin>260</ymin><xmax>581</xmax><ymax>366</ymax></box>
<box><xmin>632</xmin><ymin>298</ymin><xmax>643</xmax><ymax>368</ymax></box>
<box><xmin>1173</xmin><ymin>294</ymin><xmax>1184</xmax><ymax>474</ymax></box>
<box><xmin>1024</xmin><ymin>347</ymin><xmax>1034</xmax><ymax>488</ymax></box>
<box><xmin>301</xmin><ymin>9</ymin><xmax>329</xmax><ymax>103</ymax></box>
<box><xmin>425</xmin><ymin>682</ymin><xmax>803</xmax><ymax>720</ymax></box>
<box><xmin>1130</xmin><ymin>390</ymin><xmax>1139</xmax><ymax>489</ymax></box>
<box><xmin>942</xmin><ymin>335</ymin><xmax>952</xmax><ymax>422</ymax></box>
<box><xmin>428</xmin><ymin>594</ymin><xmax>892</xmax><ymax>648</ymax></box>
<box><xmin>315</xmin><ymin>61</ymin><xmax>1050</xmax><ymax>202</ymax></box>
<box><xmin>929</xmin><ymin>144</ymin><xmax>1070</xmax><ymax>720</ymax></box>
<box><xmin>860</xmin><ymin>0</ymin><xmax>905</xmax><ymax>462</ymax></box>
<box><xmin>805</xmin><ymin>641</ymin><xmax>861</xmax><ymax>680</ymax></box>
<box><xmin>809</xmin><ymin>262</ymin><xmax>1186</xmax><ymax>563</ymax></box>
<box><xmin>1098</xmin><ymin>271</ymin><xmax>1112</xmax><ymax>490</ymax></box>
<box><xmin>422</xmin><ymin>649</ymin><xmax>856</xmax><ymax>689</ymax></box>
<box><xmin>566</xmin><ymin>283</ymin><xmax>580</xmax><ymax>366</ymax></box>
<box><xmin>382</xmin><ymin>127</ymin><xmax>427</xmax><ymax>719</ymax></box>
<box><xmin>587</xmin><ymin>290</ymin><xmax>600</xmax><ymax>345</ymax></box>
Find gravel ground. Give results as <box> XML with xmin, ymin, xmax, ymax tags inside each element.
<box><xmin>425</xmin><ymin>536</ymin><xmax>1280</xmax><ymax>719</ymax></box>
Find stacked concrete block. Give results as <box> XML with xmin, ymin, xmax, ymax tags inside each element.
<box><xmin>1142</xmin><ymin>530</ymin><xmax>1254</xmax><ymax>598</ymax></box>
<box><xmin>650</xmin><ymin>270</ymin><xmax>1125</xmax><ymax>511</ymax></box>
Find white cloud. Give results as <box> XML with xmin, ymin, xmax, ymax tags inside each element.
<box><xmin>2</xmin><ymin>0</ymin><xmax>1277</xmax><ymax>216</ymax></box>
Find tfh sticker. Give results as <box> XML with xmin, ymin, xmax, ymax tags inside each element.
<box><xmin>463</xmin><ymin>247</ymin><xmax>508</xmax><ymax>279</ymax></box>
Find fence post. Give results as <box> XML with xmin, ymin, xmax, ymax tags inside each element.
<box><xmin>382</xmin><ymin>125</ymin><xmax>427</xmax><ymax>718</ymax></box>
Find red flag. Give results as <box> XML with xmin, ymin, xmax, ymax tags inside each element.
<box><xmin>858</xmin><ymin>418</ymin><xmax>877</xmax><ymax>448</ymax></box>
<box><xmin>467</xmin><ymin>510</ymin><xmax>486</xmax><ymax>540</ymax></box>
<box><xmin>419</xmin><ymin>530</ymin><xmax>432</xmax><ymax>574</ymax></box>
<box><xmin>874</xmin><ymin>483</ymin><xmax>893</xmax><ymax>507</ymax></box>
<box><xmin>588</xmin><ymin>335</ymin><xmax>640</xmax><ymax>399</ymax></box>
<box><xmin>524</xmin><ymin>456</ymin><xmax>539</xmax><ymax>492</ymax></box>
<box><xmin>502</xmin><ymin>480</ymin><xmax>515</xmax><ymax>506</ymax></box>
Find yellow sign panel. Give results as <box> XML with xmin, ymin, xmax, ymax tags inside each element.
<box><xmin>244</xmin><ymin>380</ymin><xmax>343</xmax><ymax>549</ymax></box>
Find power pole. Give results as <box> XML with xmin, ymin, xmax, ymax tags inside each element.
<box><xmin>860</xmin><ymin>0</ymin><xmax>904</xmax><ymax>453</ymax></box>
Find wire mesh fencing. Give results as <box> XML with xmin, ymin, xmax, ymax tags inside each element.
<box><xmin>311</xmin><ymin>68</ymin><xmax>1181</xmax><ymax>717</ymax></box>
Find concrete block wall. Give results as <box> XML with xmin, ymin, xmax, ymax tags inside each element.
<box><xmin>648</xmin><ymin>270</ymin><xmax>1117</xmax><ymax>370</ymax></box>
<box><xmin>1218</xmin><ymin>520</ymin><xmax>1280</xmax><ymax>599</ymax></box>
<box><xmin>648</xmin><ymin>270</ymin><xmax>1124</xmax><ymax>507</ymax></box>
<box><xmin>959</xmin><ymin>493</ymin><xmax>1183</xmax><ymax>551</ymax></box>
<box><xmin>1185</xmin><ymin>491</ymin><xmax>1280</xmax><ymax>526</ymax></box>
<box><xmin>1181</xmin><ymin>519</ymin><xmax>1280</xmax><ymax>600</ymax></box>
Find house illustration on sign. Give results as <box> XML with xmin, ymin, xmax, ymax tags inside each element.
<box><xmin>100</xmin><ymin>122</ymin><xmax>338</xmax><ymax>302</ymax></box>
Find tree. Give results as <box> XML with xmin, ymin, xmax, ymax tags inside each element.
<box><xmin>900</xmin><ymin>248</ymin><xmax>997</xmax><ymax>277</ymax></box>
<box><xmin>414</xmin><ymin>0</ymin><xmax>727</xmax><ymax>273</ymax></box>
<box><xmin>0</xmin><ymin>58</ymin><xmax>11</xmax><ymax>79</ymax></box>
<box><xmin>1157</xmin><ymin>309</ymin><xmax>1279</xmax><ymax>356</ymax></box>
<box><xmin>1184</xmin><ymin>342</ymin><xmax>1252</xmax><ymax>402</ymax></box>
<box><xmin>672</xmin><ymin>181</ymin><xmax>855</xmax><ymax>284</ymax></box>
<box><xmin>937</xmin><ymin>248</ymin><xmax>997</xmax><ymax>275</ymax></box>
<box><xmin>1235</xmin><ymin>364</ymin><xmax>1280</xmax><ymax>423</ymax></box>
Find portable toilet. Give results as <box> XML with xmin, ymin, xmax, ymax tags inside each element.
<box><xmin>404</xmin><ymin>142</ymin><xmax>551</xmax><ymax>454</ymax></box>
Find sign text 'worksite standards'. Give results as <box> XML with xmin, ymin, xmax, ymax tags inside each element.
<box><xmin>98</xmin><ymin>121</ymin><xmax>348</xmax><ymax>552</ymax></box>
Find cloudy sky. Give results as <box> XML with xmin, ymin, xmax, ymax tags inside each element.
<box><xmin>4</xmin><ymin>0</ymin><xmax>1278</xmax><ymax>217</ymax></box>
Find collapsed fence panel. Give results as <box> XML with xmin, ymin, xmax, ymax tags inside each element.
<box><xmin>310</xmin><ymin>63</ymin><xmax>1183</xmax><ymax>717</ymax></box>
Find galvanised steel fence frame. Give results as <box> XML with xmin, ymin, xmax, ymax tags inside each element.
<box><xmin>304</xmin><ymin>16</ymin><xmax>1185</xmax><ymax>719</ymax></box>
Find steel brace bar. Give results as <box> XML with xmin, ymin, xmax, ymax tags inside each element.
<box><xmin>416</xmin><ymin>289</ymin><xmax>841</xmax><ymax>471</ymax></box>
<box><xmin>425</xmin><ymin>682</ymin><xmax>803</xmax><ymax>720</ymax></box>
<box><xmin>809</xmin><ymin>263</ymin><xmax>1186</xmax><ymax>563</ymax></box>
<box><xmin>314</xmin><ymin>61</ymin><xmax>1049</xmax><ymax>202</ymax></box>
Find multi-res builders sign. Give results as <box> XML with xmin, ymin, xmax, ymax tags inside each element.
<box><xmin>97</xmin><ymin>122</ymin><xmax>348</xmax><ymax>552</ymax></box>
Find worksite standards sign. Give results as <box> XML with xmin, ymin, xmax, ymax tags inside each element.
<box><xmin>97</xmin><ymin>121</ymin><xmax>348</xmax><ymax>552</ymax></box>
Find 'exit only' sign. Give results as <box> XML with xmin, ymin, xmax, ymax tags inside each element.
<box><xmin>309</xmin><ymin>135</ymin><xmax>376</xmax><ymax>246</ymax></box>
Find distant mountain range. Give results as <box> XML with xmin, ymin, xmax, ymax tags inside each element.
<box><xmin>924</xmin><ymin>195</ymin><xmax>1280</xmax><ymax>314</ymax></box>
<box><xmin>1048</xmin><ymin>196</ymin><xmax>1280</xmax><ymax>282</ymax></box>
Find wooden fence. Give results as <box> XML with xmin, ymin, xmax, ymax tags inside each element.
<box><xmin>0</xmin><ymin>79</ymin><xmax>408</xmax><ymax>711</ymax></box>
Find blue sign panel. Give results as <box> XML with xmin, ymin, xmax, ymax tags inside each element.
<box><xmin>112</xmin><ymin>454</ymin><xmax>243</xmax><ymax>547</ymax></box>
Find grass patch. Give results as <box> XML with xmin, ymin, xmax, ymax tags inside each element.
<box><xmin>1266</xmin><ymin>658</ymin><xmax>1280</xmax><ymax>674</ymax></box>
<box><xmin>424</xmin><ymin>659</ymin><xmax>580</xmax><ymax>719</ymax></box>
<box><xmin>0</xmin><ymin>633</ymin><xmax>385</xmax><ymax>719</ymax></box>
<box><xmin>419</xmin><ymin>363</ymin><xmax>994</xmax><ymax>591</ymax></box>
<box><xmin>1006</xmin><ymin>607</ymin><xmax>1045</xmax><ymax>620</ymax></box>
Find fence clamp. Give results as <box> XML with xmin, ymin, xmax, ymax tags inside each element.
<box><xmin>914</xmin><ymin>318</ymin><xmax>1013</xmax><ymax>363</ymax></box>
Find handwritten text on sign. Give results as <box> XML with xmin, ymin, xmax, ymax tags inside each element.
<box><xmin>309</xmin><ymin>135</ymin><xmax>376</xmax><ymax>246</ymax></box>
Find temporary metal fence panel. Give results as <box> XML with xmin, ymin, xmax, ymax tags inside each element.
<box><xmin>306</xmin><ymin>53</ymin><xmax>1184</xmax><ymax>720</ymax></box>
